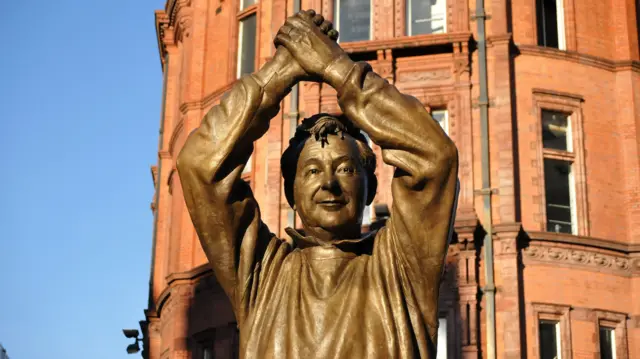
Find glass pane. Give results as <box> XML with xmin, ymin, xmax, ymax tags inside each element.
<box><xmin>238</xmin><ymin>15</ymin><xmax>257</xmax><ymax>77</ymax></box>
<box><xmin>600</xmin><ymin>327</ymin><xmax>615</xmax><ymax>359</ymax></box>
<box><xmin>544</xmin><ymin>159</ymin><xmax>573</xmax><ymax>234</ymax></box>
<box><xmin>539</xmin><ymin>321</ymin><xmax>559</xmax><ymax>359</ymax></box>
<box><xmin>537</xmin><ymin>0</ymin><xmax>559</xmax><ymax>48</ymax></box>
<box><xmin>406</xmin><ymin>0</ymin><xmax>447</xmax><ymax>35</ymax></box>
<box><xmin>431</xmin><ymin>110</ymin><xmax>448</xmax><ymax>133</ymax></box>
<box><xmin>203</xmin><ymin>348</ymin><xmax>213</xmax><ymax>359</ymax></box>
<box><xmin>241</xmin><ymin>0</ymin><xmax>256</xmax><ymax>10</ymax></box>
<box><xmin>541</xmin><ymin>110</ymin><xmax>570</xmax><ymax>151</ymax></box>
<box><xmin>336</xmin><ymin>0</ymin><xmax>370</xmax><ymax>42</ymax></box>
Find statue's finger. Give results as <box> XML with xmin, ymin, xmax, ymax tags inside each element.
<box><xmin>319</xmin><ymin>20</ymin><xmax>333</xmax><ymax>33</ymax></box>
<box><xmin>286</xmin><ymin>16</ymin><xmax>313</xmax><ymax>32</ymax></box>
<box><xmin>312</xmin><ymin>14</ymin><xmax>324</xmax><ymax>26</ymax></box>
<box><xmin>304</xmin><ymin>9</ymin><xmax>316</xmax><ymax>18</ymax></box>
<box><xmin>274</xmin><ymin>33</ymin><xmax>294</xmax><ymax>49</ymax></box>
<box><xmin>328</xmin><ymin>29</ymin><xmax>339</xmax><ymax>41</ymax></box>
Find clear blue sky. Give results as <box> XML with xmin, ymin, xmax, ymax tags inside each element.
<box><xmin>1</xmin><ymin>1</ymin><xmax>163</xmax><ymax>357</ymax></box>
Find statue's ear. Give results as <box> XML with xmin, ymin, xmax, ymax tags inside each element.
<box><xmin>365</xmin><ymin>173</ymin><xmax>377</xmax><ymax>206</ymax></box>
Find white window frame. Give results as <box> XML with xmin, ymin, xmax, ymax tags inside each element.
<box><xmin>405</xmin><ymin>0</ymin><xmax>447</xmax><ymax>36</ymax></box>
<box><xmin>436</xmin><ymin>317</ymin><xmax>447</xmax><ymax>359</ymax></box>
<box><xmin>556</xmin><ymin>0</ymin><xmax>566</xmax><ymax>50</ymax></box>
<box><xmin>334</xmin><ymin>0</ymin><xmax>373</xmax><ymax>43</ymax></box>
<box><xmin>236</xmin><ymin>16</ymin><xmax>254</xmax><ymax>79</ymax></box>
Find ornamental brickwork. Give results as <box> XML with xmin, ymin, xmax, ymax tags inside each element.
<box><xmin>143</xmin><ymin>0</ymin><xmax>640</xmax><ymax>358</ymax></box>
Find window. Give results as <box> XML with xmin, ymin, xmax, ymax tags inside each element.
<box><xmin>536</xmin><ymin>0</ymin><xmax>566</xmax><ymax>49</ymax></box>
<box><xmin>599</xmin><ymin>326</ymin><xmax>616</xmax><ymax>359</ymax></box>
<box><xmin>236</xmin><ymin>0</ymin><xmax>257</xmax><ymax>78</ymax></box>
<box><xmin>202</xmin><ymin>347</ymin><xmax>213</xmax><ymax>359</ymax></box>
<box><xmin>539</xmin><ymin>320</ymin><xmax>562</xmax><ymax>359</ymax></box>
<box><xmin>406</xmin><ymin>0</ymin><xmax>447</xmax><ymax>35</ymax></box>
<box><xmin>431</xmin><ymin>109</ymin><xmax>448</xmax><ymax>134</ymax></box>
<box><xmin>436</xmin><ymin>317</ymin><xmax>447</xmax><ymax>359</ymax></box>
<box><xmin>541</xmin><ymin>110</ymin><xmax>576</xmax><ymax>234</ymax></box>
<box><xmin>334</xmin><ymin>0</ymin><xmax>371</xmax><ymax>42</ymax></box>
<box><xmin>529</xmin><ymin>303</ymin><xmax>572</xmax><ymax>359</ymax></box>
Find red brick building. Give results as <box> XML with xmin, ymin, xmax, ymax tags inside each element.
<box><xmin>143</xmin><ymin>0</ymin><xmax>640</xmax><ymax>358</ymax></box>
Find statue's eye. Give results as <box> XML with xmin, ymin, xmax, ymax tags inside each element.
<box><xmin>341</xmin><ymin>166</ymin><xmax>355</xmax><ymax>174</ymax></box>
<box><xmin>309</xmin><ymin>168</ymin><xmax>319</xmax><ymax>175</ymax></box>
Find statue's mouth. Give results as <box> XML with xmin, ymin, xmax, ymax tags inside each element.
<box><xmin>317</xmin><ymin>199</ymin><xmax>347</xmax><ymax>209</ymax></box>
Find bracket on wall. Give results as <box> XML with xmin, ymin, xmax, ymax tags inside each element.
<box><xmin>470</xmin><ymin>12</ymin><xmax>492</xmax><ymax>21</ymax></box>
<box><xmin>474</xmin><ymin>188</ymin><xmax>499</xmax><ymax>196</ymax></box>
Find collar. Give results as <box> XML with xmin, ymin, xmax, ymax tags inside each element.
<box><xmin>284</xmin><ymin>227</ymin><xmax>376</xmax><ymax>255</ymax></box>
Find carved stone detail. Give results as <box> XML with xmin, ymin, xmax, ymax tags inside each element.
<box><xmin>523</xmin><ymin>244</ymin><xmax>635</xmax><ymax>276</ymax></box>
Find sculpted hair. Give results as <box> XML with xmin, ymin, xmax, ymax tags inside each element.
<box><xmin>281</xmin><ymin>113</ymin><xmax>378</xmax><ymax>208</ymax></box>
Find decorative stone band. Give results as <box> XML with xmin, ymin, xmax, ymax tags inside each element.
<box><xmin>523</xmin><ymin>243</ymin><xmax>640</xmax><ymax>277</ymax></box>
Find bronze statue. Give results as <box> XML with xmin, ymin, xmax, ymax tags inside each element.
<box><xmin>177</xmin><ymin>9</ymin><xmax>459</xmax><ymax>359</ymax></box>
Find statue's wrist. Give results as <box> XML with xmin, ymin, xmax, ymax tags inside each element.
<box><xmin>323</xmin><ymin>54</ymin><xmax>356</xmax><ymax>91</ymax></box>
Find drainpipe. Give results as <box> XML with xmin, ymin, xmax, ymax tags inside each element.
<box><xmin>286</xmin><ymin>0</ymin><xmax>301</xmax><ymax>229</ymax></box>
<box><xmin>475</xmin><ymin>0</ymin><xmax>496</xmax><ymax>358</ymax></box>
<box><xmin>148</xmin><ymin>52</ymin><xmax>170</xmax><ymax>310</ymax></box>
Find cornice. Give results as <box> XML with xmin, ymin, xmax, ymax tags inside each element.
<box><xmin>522</xmin><ymin>241</ymin><xmax>640</xmax><ymax>277</ymax></box>
<box><xmin>154</xmin><ymin>10</ymin><xmax>170</xmax><ymax>67</ymax></box>
<box><xmin>340</xmin><ymin>32</ymin><xmax>473</xmax><ymax>54</ymax></box>
<box><xmin>154</xmin><ymin>264</ymin><xmax>214</xmax><ymax>315</ymax></box>
<box><xmin>155</xmin><ymin>0</ymin><xmax>192</xmax><ymax>64</ymax></box>
<box><xmin>527</xmin><ymin>231</ymin><xmax>640</xmax><ymax>254</ymax></box>
<box><xmin>517</xmin><ymin>45</ymin><xmax>640</xmax><ymax>73</ymax></box>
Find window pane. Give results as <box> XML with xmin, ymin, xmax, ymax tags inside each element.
<box><xmin>203</xmin><ymin>347</ymin><xmax>213</xmax><ymax>359</ymax></box>
<box><xmin>539</xmin><ymin>320</ymin><xmax>560</xmax><ymax>359</ymax></box>
<box><xmin>536</xmin><ymin>0</ymin><xmax>559</xmax><ymax>48</ymax></box>
<box><xmin>241</xmin><ymin>0</ymin><xmax>256</xmax><ymax>10</ymax></box>
<box><xmin>335</xmin><ymin>0</ymin><xmax>370</xmax><ymax>42</ymax></box>
<box><xmin>600</xmin><ymin>327</ymin><xmax>615</xmax><ymax>359</ymax></box>
<box><xmin>542</xmin><ymin>110</ymin><xmax>570</xmax><ymax>151</ymax></box>
<box><xmin>238</xmin><ymin>15</ymin><xmax>257</xmax><ymax>77</ymax></box>
<box><xmin>431</xmin><ymin>109</ymin><xmax>448</xmax><ymax>134</ymax></box>
<box><xmin>544</xmin><ymin>159</ymin><xmax>573</xmax><ymax>234</ymax></box>
<box><xmin>406</xmin><ymin>0</ymin><xmax>447</xmax><ymax>35</ymax></box>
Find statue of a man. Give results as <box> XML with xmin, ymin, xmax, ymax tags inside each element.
<box><xmin>177</xmin><ymin>10</ymin><xmax>459</xmax><ymax>359</ymax></box>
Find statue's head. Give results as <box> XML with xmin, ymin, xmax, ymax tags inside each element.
<box><xmin>281</xmin><ymin>113</ymin><xmax>378</xmax><ymax>240</ymax></box>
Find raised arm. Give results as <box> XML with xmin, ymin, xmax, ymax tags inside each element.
<box><xmin>276</xmin><ymin>11</ymin><xmax>458</xmax><ymax>274</ymax></box>
<box><xmin>176</xmin><ymin>48</ymin><xmax>304</xmax><ymax>314</ymax></box>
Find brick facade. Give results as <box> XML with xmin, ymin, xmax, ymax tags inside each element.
<box><xmin>144</xmin><ymin>0</ymin><xmax>640</xmax><ymax>357</ymax></box>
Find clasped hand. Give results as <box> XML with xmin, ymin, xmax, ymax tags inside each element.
<box><xmin>273</xmin><ymin>10</ymin><xmax>346</xmax><ymax>83</ymax></box>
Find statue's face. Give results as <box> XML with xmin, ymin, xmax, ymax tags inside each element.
<box><xmin>293</xmin><ymin>133</ymin><xmax>368</xmax><ymax>237</ymax></box>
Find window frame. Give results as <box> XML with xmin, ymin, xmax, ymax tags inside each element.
<box><xmin>334</xmin><ymin>0</ymin><xmax>373</xmax><ymax>43</ymax></box>
<box><xmin>235</xmin><ymin>2</ymin><xmax>259</xmax><ymax>79</ymax></box>
<box><xmin>595</xmin><ymin>310</ymin><xmax>629</xmax><ymax>359</ymax></box>
<box><xmin>405</xmin><ymin>0</ymin><xmax>447</xmax><ymax>36</ymax></box>
<box><xmin>529</xmin><ymin>303</ymin><xmax>572</xmax><ymax>359</ymax></box>
<box><xmin>535</xmin><ymin>0</ymin><xmax>567</xmax><ymax>50</ymax></box>
<box><xmin>431</xmin><ymin>109</ymin><xmax>449</xmax><ymax>134</ymax></box>
<box><xmin>533</xmin><ymin>89</ymin><xmax>588</xmax><ymax>236</ymax></box>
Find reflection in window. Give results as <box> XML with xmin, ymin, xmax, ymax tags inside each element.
<box><xmin>431</xmin><ymin>109</ymin><xmax>448</xmax><ymax>134</ymax></box>
<box><xmin>542</xmin><ymin>110</ymin><xmax>571</xmax><ymax>151</ymax></box>
<box><xmin>237</xmin><ymin>14</ymin><xmax>257</xmax><ymax>78</ymax></box>
<box><xmin>539</xmin><ymin>320</ymin><xmax>562</xmax><ymax>359</ymax></box>
<box><xmin>334</xmin><ymin>0</ymin><xmax>371</xmax><ymax>42</ymax></box>
<box><xmin>406</xmin><ymin>0</ymin><xmax>447</xmax><ymax>35</ymax></box>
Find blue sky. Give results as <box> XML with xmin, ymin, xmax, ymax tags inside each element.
<box><xmin>0</xmin><ymin>1</ymin><xmax>162</xmax><ymax>357</ymax></box>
